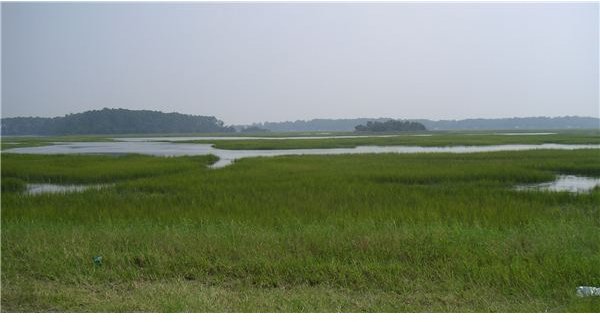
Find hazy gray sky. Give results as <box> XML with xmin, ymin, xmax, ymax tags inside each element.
<box><xmin>2</xmin><ymin>2</ymin><xmax>598</xmax><ymax>124</ymax></box>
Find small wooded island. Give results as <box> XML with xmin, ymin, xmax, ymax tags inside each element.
<box><xmin>354</xmin><ymin>120</ymin><xmax>427</xmax><ymax>132</ymax></box>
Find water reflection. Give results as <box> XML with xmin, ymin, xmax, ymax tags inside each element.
<box><xmin>113</xmin><ymin>134</ymin><xmax>431</xmax><ymax>142</ymax></box>
<box><xmin>6</xmin><ymin>142</ymin><xmax>600</xmax><ymax>168</ymax></box>
<box><xmin>26</xmin><ymin>183</ymin><xmax>111</xmax><ymax>195</ymax></box>
<box><xmin>494</xmin><ymin>132</ymin><xmax>556</xmax><ymax>136</ymax></box>
<box><xmin>516</xmin><ymin>175</ymin><xmax>600</xmax><ymax>193</ymax></box>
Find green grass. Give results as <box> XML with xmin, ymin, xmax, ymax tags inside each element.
<box><xmin>1</xmin><ymin>177</ymin><xmax>26</xmax><ymax>193</ymax></box>
<box><xmin>1</xmin><ymin>154</ymin><xmax>218</xmax><ymax>183</ymax></box>
<box><xmin>183</xmin><ymin>131</ymin><xmax>600</xmax><ymax>150</ymax></box>
<box><xmin>2</xmin><ymin>149</ymin><xmax>600</xmax><ymax>312</ymax></box>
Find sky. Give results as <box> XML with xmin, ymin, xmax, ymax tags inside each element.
<box><xmin>1</xmin><ymin>2</ymin><xmax>598</xmax><ymax>125</ymax></box>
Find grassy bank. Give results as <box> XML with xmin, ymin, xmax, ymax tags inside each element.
<box><xmin>183</xmin><ymin>131</ymin><xmax>600</xmax><ymax>150</ymax></box>
<box><xmin>2</xmin><ymin>150</ymin><xmax>600</xmax><ymax>312</ymax></box>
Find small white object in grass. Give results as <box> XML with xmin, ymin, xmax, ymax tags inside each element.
<box><xmin>576</xmin><ymin>286</ymin><xmax>600</xmax><ymax>297</ymax></box>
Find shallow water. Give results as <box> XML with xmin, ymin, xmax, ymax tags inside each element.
<box><xmin>516</xmin><ymin>175</ymin><xmax>600</xmax><ymax>193</ymax></box>
<box><xmin>114</xmin><ymin>134</ymin><xmax>431</xmax><ymax>142</ymax></box>
<box><xmin>26</xmin><ymin>183</ymin><xmax>110</xmax><ymax>195</ymax></box>
<box><xmin>6</xmin><ymin>142</ymin><xmax>600</xmax><ymax>168</ymax></box>
<box><xmin>494</xmin><ymin>132</ymin><xmax>556</xmax><ymax>136</ymax></box>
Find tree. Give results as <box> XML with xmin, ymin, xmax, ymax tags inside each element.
<box><xmin>1</xmin><ymin>108</ymin><xmax>235</xmax><ymax>135</ymax></box>
<box><xmin>240</xmin><ymin>126</ymin><xmax>270</xmax><ymax>133</ymax></box>
<box><xmin>354</xmin><ymin>120</ymin><xmax>427</xmax><ymax>132</ymax></box>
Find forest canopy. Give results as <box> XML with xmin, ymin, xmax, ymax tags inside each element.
<box><xmin>355</xmin><ymin>120</ymin><xmax>427</xmax><ymax>132</ymax></box>
<box><xmin>1</xmin><ymin>108</ymin><xmax>235</xmax><ymax>135</ymax></box>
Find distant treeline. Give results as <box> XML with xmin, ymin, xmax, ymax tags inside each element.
<box><xmin>355</xmin><ymin>120</ymin><xmax>426</xmax><ymax>132</ymax></box>
<box><xmin>1</xmin><ymin>108</ymin><xmax>235</xmax><ymax>135</ymax></box>
<box><xmin>249</xmin><ymin>116</ymin><xmax>599</xmax><ymax>132</ymax></box>
<box><xmin>240</xmin><ymin>126</ymin><xmax>270</xmax><ymax>133</ymax></box>
<box><xmin>3</xmin><ymin>110</ymin><xmax>598</xmax><ymax>136</ymax></box>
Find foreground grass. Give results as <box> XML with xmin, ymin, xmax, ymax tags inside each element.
<box><xmin>1</xmin><ymin>154</ymin><xmax>218</xmax><ymax>184</ymax></box>
<box><xmin>185</xmin><ymin>131</ymin><xmax>600</xmax><ymax>150</ymax></box>
<box><xmin>2</xmin><ymin>150</ymin><xmax>600</xmax><ymax>312</ymax></box>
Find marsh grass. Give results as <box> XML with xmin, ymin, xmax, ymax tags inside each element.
<box><xmin>1</xmin><ymin>154</ymin><xmax>218</xmax><ymax>183</ymax></box>
<box><xmin>185</xmin><ymin>131</ymin><xmax>600</xmax><ymax>150</ymax></box>
<box><xmin>1</xmin><ymin>177</ymin><xmax>26</xmax><ymax>193</ymax></box>
<box><xmin>1</xmin><ymin>149</ymin><xmax>599</xmax><ymax>312</ymax></box>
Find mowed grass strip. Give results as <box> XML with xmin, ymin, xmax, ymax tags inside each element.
<box><xmin>1</xmin><ymin>150</ymin><xmax>599</xmax><ymax>312</ymax></box>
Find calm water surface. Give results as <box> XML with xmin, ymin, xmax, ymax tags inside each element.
<box><xmin>24</xmin><ymin>175</ymin><xmax>600</xmax><ymax>195</ymax></box>
<box><xmin>26</xmin><ymin>183</ymin><xmax>111</xmax><ymax>195</ymax></box>
<box><xmin>114</xmin><ymin>134</ymin><xmax>432</xmax><ymax>142</ymax></box>
<box><xmin>6</xmin><ymin>142</ymin><xmax>600</xmax><ymax>168</ymax></box>
<box><xmin>494</xmin><ymin>132</ymin><xmax>556</xmax><ymax>136</ymax></box>
<box><xmin>516</xmin><ymin>175</ymin><xmax>600</xmax><ymax>193</ymax></box>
